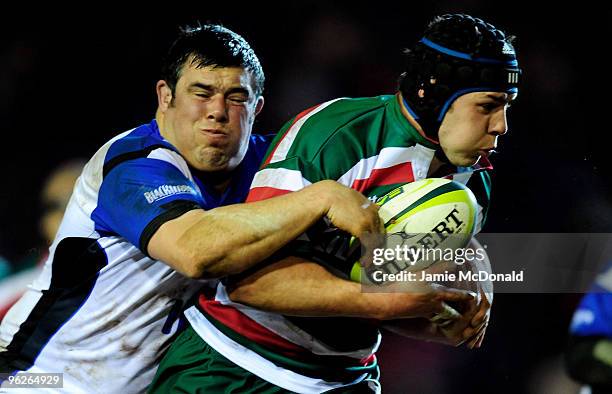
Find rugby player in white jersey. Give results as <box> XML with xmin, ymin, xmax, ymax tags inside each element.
<box><xmin>0</xmin><ymin>24</ymin><xmax>473</xmax><ymax>393</ymax></box>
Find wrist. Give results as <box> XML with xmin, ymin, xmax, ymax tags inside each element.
<box><xmin>302</xmin><ymin>180</ymin><xmax>336</xmax><ymax>217</ymax></box>
<box><xmin>360</xmin><ymin>292</ymin><xmax>401</xmax><ymax>320</ymax></box>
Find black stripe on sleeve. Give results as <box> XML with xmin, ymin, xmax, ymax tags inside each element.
<box><xmin>102</xmin><ymin>144</ymin><xmax>169</xmax><ymax>178</ymax></box>
<box><xmin>139</xmin><ymin>200</ymin><xmax>201</xmax><ymax>256</ymax></box>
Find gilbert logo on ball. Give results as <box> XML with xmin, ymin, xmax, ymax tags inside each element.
<box><xmin>351</xmin><ymin>178</ymin><xmax>479</xmax><ymax>283</ymax></box>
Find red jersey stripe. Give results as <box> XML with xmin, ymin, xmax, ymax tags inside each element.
<box><xmin>246</xmin><ymin>187</ymin><xmax>292</xmax><ymax>203</ymax></box>
<box><xmin>351</xmin><ymin>162</ymin><xmax>414</xmax><ymax>193</ymax></box>
<box><xmin>198</xmin><ymin>295</ymin><xmax>311</xmax><ymax>358</ymax></box>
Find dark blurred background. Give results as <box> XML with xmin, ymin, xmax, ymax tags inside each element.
<box><xmin>1</xmin><ymin>1</ymin><xmax>610</xmax><ymax>393</ymax></box>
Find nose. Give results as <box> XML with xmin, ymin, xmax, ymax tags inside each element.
<box><xmin>206</xmin><ymin>94</ymin><xmax>229</xmax><ymax>123</ymax></box>
<box><xmin>489</xmin><ymin>107</ymin><xmax>509</xmax><ymax>136</ymax></box>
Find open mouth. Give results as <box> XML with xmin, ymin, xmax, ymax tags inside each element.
<box><xmin>478</xmin><ymin>148</ymin><xmax>496</xmax><ymax>157</ymax></box>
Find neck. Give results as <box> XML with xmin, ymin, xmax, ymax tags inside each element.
<box><xmin>396</xmin><ymin>93</ymin><xmax>442</xmax><ymax>147</ymax></box>
<box><xmin>191</xmin><ymin>167</ymin><xmax>233</xmax><ymax>194</ymax></box>
<box><xmin>212</xmin><ymin>178</ymin><xmax>232</xmax><ymax>194</ymax></box>
<box><xmin>396</xmin><ymin>93</ymin><xmax>425</xmax><ymax>135</ymax></box>
<box><xmin>155</xmin><ymin>110</ymin><xmax>169</xmax><ymax>140</ymax></box>
<box><xmin>427</xmin><ymin>155</ymin><xmax>444</xmax><ymax>177</ymax></box>
<box><xmin>396</xmin><ymin>93</ymin><xmax>443</xmax><ymax>177</ymax></box>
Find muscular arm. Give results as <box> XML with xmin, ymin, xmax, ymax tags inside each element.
<box><xmin>148</xmin><ymin>180</ymin><xmax>381</xmax><ymax>279</ymax></box>
<box><xmin>228</xmin><ymin>256</ymin><xmax>475</xmax><ymax>320</ymax></box>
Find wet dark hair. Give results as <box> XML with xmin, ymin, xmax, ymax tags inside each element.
<box><xmin>161</xmin><ymin>23</ymin><xmax>265</xmax><ymax>96</ymax></box>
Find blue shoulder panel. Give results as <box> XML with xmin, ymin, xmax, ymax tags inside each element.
<box><xmin>92</xmin><ymin>121</ymin><xmax>203</xmax><ymax>253</ymax></box>
<box><xmin>90</xmin><ymin>123</ymin><xmax>272</xmax><ymax>255</ymax></box>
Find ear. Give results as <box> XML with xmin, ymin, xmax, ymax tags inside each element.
<box><xmin>156</xmin><ymin>80</ymin><xmax>173</xmax><ymax>112</ymax></box>
<box><xmin>254</xmin><ymin>96</ymin><xmax>265</xmax><ymax>116</ymax></box>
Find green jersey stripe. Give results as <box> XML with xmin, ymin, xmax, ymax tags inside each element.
<box><xmin>267</xmin><ymin>99</ymin><xmax>344</xmax><ymax>165</ymax></box>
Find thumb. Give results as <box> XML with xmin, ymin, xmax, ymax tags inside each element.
<box><xmin>430</xmin><ymin>301</ymin><xmax>461</xmax><ymax>325</ymax></box>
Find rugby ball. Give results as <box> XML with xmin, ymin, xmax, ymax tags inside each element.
<box><xmin>351</xmin><ymin>178</ymin><xmax>479</xmax><ymax>283</ymax></box>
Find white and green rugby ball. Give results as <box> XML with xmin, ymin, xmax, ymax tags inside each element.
<box><xmin>351</xmin><ymin>178</ymin><xmax>479</xmax><ymax>281</ymax></box>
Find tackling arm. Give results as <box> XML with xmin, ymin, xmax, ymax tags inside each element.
<box><xmin>148</xmin><ymin>180</ymin><xmax>382</xmax><ymax>279</ymax></box>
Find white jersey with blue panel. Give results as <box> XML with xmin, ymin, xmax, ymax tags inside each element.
<box><xmin>0</xmin><ymin>120</ymin><xmax>270</xmax><ymax>393</ymax></box>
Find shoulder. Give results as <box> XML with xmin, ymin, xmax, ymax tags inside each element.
<box><xmin>271</xmin><ymin>96</ymin><xmax>394</xmax><ymax>161</ymax></box>
<box><xmin>79</xmin><ymin>121</ymin><xmax>189</xmax><ymax>194</ymax></box>
<box><xmin>300</xmin><ymin>96</ymin><xmax>393</xmax><ymax>132</ymax></box>
<box><xmin>102</xmin><ymin>121</ymin><xmax>179</xmax><ymax>175</ymax></box>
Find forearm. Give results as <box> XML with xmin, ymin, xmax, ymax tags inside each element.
<box><xmin>164</xmin><ymin>183</ymin><xmax>331</xmax><ymax>278</ymax></box>
<box><xmin>193</xmin><ymin>194</ymin><xmax>327</xmax><ymax>274</ymax></box>
<box><xmin>227</xmin><ymin>256</ymin><xmax>387</xmax><ymax>319</ymax></box>
<box><xmin>227</xmin><ymin>256</ymin><xmax>425</xmax><ymax>320</ymax></box>
<box><xmin>227</xmin><ymin>256</ymin><xmax>474</xmax><ymax>320</ymax></box>
<box><xmin>149</xmin><ymin>179</ymin><xmax>381</xmax><ymax>279</ymax></box>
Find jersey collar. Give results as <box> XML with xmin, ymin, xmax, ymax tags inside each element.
<box><xmin>388</xmin><ymin>94</ymin><xmax>438</xmax><ymax>150</ymax></box>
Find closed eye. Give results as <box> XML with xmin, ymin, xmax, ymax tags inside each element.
<box><xmin>228</xmin><ymin>94</ymin><xmax>248</xmax><ymax>103</ymax></box>
<box><xmin>479</xmin><ymin>103</ymin><xmax>498</xmax><ymax>112</ymax></box>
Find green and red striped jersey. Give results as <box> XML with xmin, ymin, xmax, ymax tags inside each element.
<box><xmin>185</xmin><ymin>94</ymin><xmax>493</xmax><ymax>392</ymax></box>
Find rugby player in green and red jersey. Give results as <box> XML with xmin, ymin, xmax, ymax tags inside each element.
<box><xmin>151</xmin><ymin>14</ymin><xmax>521</xmax><ymax>393</ymax></box>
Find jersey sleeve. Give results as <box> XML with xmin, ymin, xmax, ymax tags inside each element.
<box><xmin>246</xmin><ymin>156</ymin><xmax>326</xmax><ymax>202</ymax></box>
<box><xmin>245</xmin><ymin>153</ymin><xmax>361</xmax><ymax>279</ymax></box>
<box><xmin>92</xmin><ymin>157</ymin><xmax>204</xmax><ymax>254</ymax></box>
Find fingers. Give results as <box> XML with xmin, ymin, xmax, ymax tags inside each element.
<box><xmin>429</xmin><ymin>301</ymin><xmax>461</xmax><ymax>326</ymax></box>
<box><xmin>470</xmin><ymin>289</ymin><xmax>491</xmax><ymax>328</ymax></box>
<box><xmin>464</xmin><ymin>306</ymin><xmax>490</xmax><ymax>349</ymax></box>
<box><xmin>360</xmin><ymin>201</ymin><xmax>383</xmax><ymax>236</ymax></box>
<box><xmin>470</xmin><ymin>311</ymin><xmax>487</xmax><ymax>329</ymax></box>
<box><xmin>463</xmin><ymin>317</ymin><xmax>485</xmax><ymax>341</ymax></box>
<box><xmin>439</xmin><ymin>323</ymin><xmax>468</xmax><ymax>347</ymax></box>
<box><xmin>467</xmin><ymin>319</ymin><xmax>488</xmax><ymax>349</ymax></box>
<box><xmin>474</xmin><ymin>324</ymin><xmax>487</xmax><ymax>348</ymax></box>
<box><xmin>464</xmin><ymin>289</ymin><xmax>491</xmax><ymax>349</ymax></box>
<box><xmin>431</xmin><ymin>284</ymin><xmax>477</xmax><ymax>303</ymax></box>
<box><xmin>429</xmin><ymin>287</ymin><xmax>490</xmax><ymax>350</ymax></box>
<box><xmin>328</xmin><ymin>189</ymin><xmax>383</xmax><ymax>238</ymax></box>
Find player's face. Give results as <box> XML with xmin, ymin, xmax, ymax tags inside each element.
<box><xmin>158</xmin><ymin>62</ymin><xmax>264</xmax><ymax>172</ymax></box>
<box><xmin>438</xmin><ymin>92</ymin><xmax>516</xmax><ymax>167</ymax></box>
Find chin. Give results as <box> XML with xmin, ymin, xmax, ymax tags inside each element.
<box><xmin>194</xmin><ymin>148</ymin><xmax>230</xmax><ymax>171</ymax></box>
<box><xmin>196</xmin><ymin>164</ymin><xmax>229</xmax><ymax>173</ymax></box>
<box><xmin>449</xmin><ymin>155</ymin><xmax>479</xmax><ymax>167</ymax></box>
